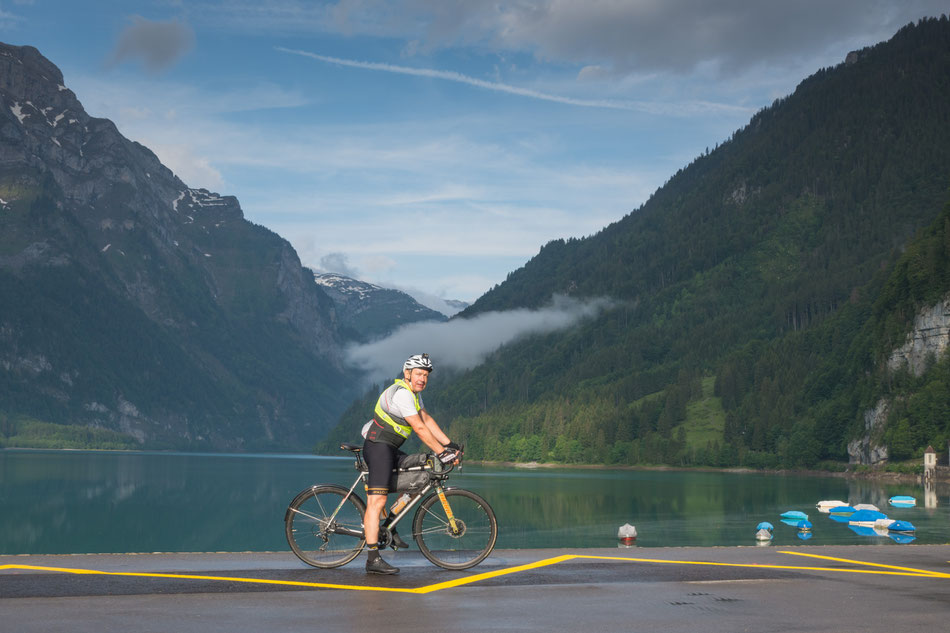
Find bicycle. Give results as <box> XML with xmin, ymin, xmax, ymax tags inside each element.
<box><xmin>284</xmin><ymin>442</ymin><xmax>498</xmax><ymax>571</ymax></box>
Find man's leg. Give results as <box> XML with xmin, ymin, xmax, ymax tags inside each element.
<box><xmin>362</xmin><ymin>440</ymin><xmax>400</xmax><ymax>575</ymax></box>
<box><xmin>364</xmin><ymin>493</ymin><xmax>399</xmax><ymax>574</ymax></box>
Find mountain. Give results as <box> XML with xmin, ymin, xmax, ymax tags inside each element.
<box><xmin>0</xmin><ymin>42</ymin><xmax>359</xmax><ymax>451</ymax></box>
<box><xmin>321</xmin><ymin>17</ymin><xmax>950</xmax><ymax>467</ymax></box>
<box><xmin>313</xmin><ymin>272</ymin><xmax>445</xmax><ymax>342</ymax></box>
<box><xmin>441</xmin><ymin>299</ymin><xmax>471</xmax><ymax>315</ymax></box>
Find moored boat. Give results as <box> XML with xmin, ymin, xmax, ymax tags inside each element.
<box><xmin>781</xmin><ymin>510</ymin><xmax>808</xmax><ymax>521</ymax></box>
<box><xmin>816</xmin><ymin>500</ymin><xmax>847</xmax><ymax>513</ymax></box>
<box><xmin>889</xmin><ymin>495</ymin><xmax>916</xmax><ymax>507</ymax></box>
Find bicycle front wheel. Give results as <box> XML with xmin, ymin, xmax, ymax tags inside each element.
<box><xmin>285</xmin><ymin>485</ymin><xmax>366</xmax><ymax>568</ymax></box>
<box><xmin>413</xmin><ymin>488</ymin><xmax>497</xmax><ymax>570</ymax></box>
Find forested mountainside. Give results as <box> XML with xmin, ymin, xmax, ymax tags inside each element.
<box><xmin>321</xmin><ymin>17</ymin><xmax>950</xmax><ymax>467</ymax></box>
<box><xmin>0</xmin><ymin>42</ymin><xmax>360</xmax><ymax>450</ymax></box>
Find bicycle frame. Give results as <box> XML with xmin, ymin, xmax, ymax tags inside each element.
<box><xmin>316</xmin><ymin>465</ymin><xmax>457</xmax><ymax>540</ymax></box>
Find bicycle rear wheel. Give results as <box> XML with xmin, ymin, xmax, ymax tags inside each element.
<box><xmin>285</xmin><ymin>485</ymin><xmax>366</xmax><ymax>568</ymax></box>
<box><xmin>413</xmin><ymin>488</ymin><xmax>497</xmax><ymax>570</ymax></box>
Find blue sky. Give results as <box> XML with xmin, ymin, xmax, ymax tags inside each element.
<box><xmin>2</xmin><ymin>1</ymin><xmax>947</xmax><ymax>312</ymax></box>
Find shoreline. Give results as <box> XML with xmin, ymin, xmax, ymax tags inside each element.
<box><xmin>5</xmin><ymin>445</ymin><xmax>947</xmax><ymax>485</ymax></box>
<box><xmin>472</xmin><ymin>459</ymin><xmax>950</xmax><ymax>485</ymax></box>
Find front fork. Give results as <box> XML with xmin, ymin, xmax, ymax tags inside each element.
<box><xmin>435</xmin><ymin>485</ymin><xmax>461</xmax><ymax>535</ymax></box>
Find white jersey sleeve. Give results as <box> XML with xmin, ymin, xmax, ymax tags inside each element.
<box><xmin>390</xmin><ymin>389</ymin><xmax>423</xmax><ymax>419</ymax></box>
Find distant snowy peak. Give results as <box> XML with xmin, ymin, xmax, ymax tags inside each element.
<box><xmin>313</xmin><ymin>272</ymin><xmax>446</xmax><ymax>342</ymax></box>
<box><xmin>314</xmin><ymin>272</ymin><xmax>384</xmax><ymax>302</ymax></box>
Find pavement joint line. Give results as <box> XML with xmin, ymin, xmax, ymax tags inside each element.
<box><xmin>1</xmin><ymin>550</ymin><xmax>947</xmax><ymax>595</ymax></box>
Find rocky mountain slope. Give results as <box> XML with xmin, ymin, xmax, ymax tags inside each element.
<box><xmin>0</xmin><ymin>43</ymin><xmax>358</xmax><ymax>450</ymax></box>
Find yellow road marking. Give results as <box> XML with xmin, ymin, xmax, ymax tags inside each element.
<box><xmin>776</xmin><ymin>550</ymin><xmax>950</xmax><ymax>578</ymax></box>
<box><xmin>412</xmin><ymin>555</ymin><xmax>575</xmax><ymax>594</ymax></box>
<box><xmin>0</xmin><ymin>563</ymin><xmax>416</xmax><ymax>593</ymax></box>
<box><xmin>2</xmin><ymin>550</ymin><xmax>947</xmax><ymax>595</ymax></box>
<box><xmin>579</xmin><ymin>553</ymin><xmax>949</xmax><ymax>579</ymax></box>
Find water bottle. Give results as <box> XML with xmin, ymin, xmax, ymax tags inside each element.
<box><xmin>390</xmin><ymin>493</ymin><xmax>412</xmax><ymax>515</ymax></box>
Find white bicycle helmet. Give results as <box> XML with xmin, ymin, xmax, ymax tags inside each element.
<box><xmin>403</xmin><ymin>353</ymin><xmax>433</xmax><ymax>372</ymax></box>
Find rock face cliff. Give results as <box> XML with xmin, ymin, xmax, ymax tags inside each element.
<box><xmin>886</xmin><ymin>297</ymin><xmax>950</xmax><ymax>376</ymax></box>
<box><xmin>849</xmin><ymin>295</ymin><xmax>950</xmax><ymax>464</ymax></box>
<box><xmin>0</xmin><ymin>43</ymin><xmax>357</xmax><ymax>450</ymax></box>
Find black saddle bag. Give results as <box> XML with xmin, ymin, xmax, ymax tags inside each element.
<box><xmin>388</xmin><ymin>453</ymin><xmax>430</xmax><ymax>492</ymax></box>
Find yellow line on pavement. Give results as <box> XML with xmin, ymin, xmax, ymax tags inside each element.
<box><xmin>575</xmin><ymin>554</ymin><xmax>948</xmax><ymax>578</ymax></box>
<box><xmin>2</xmin><ymin>550</ymin><xmax>946</xmax><ymax>595</ymax></box>
<box><xmin>776</xmin><ymin>550</ymin><xmax>950</xmax><ymax>578</ymax></box>
<box><xmin>0</xmin><ymin>564</ymin><xmax>418</xmax><ymax>593</ymax></box>
<box><xmin>411</xmin><ymin>555</ymin><xmax>576</xmax><ymax>594</ymax></box>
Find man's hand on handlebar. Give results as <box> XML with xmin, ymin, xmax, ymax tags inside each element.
<box><xmin>438</xmin><ymin>446</ymin><xmax>461</xmax><ymax>465</ymax></box>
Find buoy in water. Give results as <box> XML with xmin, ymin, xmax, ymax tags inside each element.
<box><xmin>618</xmin><ymin>523</ymin><xmax>637</xmax><ymax>545</ymax></box>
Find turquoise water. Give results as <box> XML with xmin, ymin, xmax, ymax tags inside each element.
<box><xmin>1</xmin><ymin>449</ymin><xmax>947</xmax><ymax>555</ymax></box>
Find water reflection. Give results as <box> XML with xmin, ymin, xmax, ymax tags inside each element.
<box><xmin>1</xmin><ymin>450</ymin><xmax>948</xmax><ymax>555</ymax></box>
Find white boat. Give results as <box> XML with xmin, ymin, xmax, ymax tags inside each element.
<box><xmin>852</xmin><ymin>503</ymin><xmax>880</xmax><ymax>512</ymax></box>
<box><xmin>848</xmin><ymin>509</ymin><xmax>889</xmax><ymax>527</ymax></box>
<box><xmin>816</xmin><ymin>500</ymin><xmax>847</xmax><ymax>513</ymax></box>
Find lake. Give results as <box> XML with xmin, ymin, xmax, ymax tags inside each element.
<box><xmin>1</xmin><ymin>449</ymin><xmax>947</xmax><ymax>555</ymax></box>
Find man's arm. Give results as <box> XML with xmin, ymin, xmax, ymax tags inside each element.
<box><xmin>420</xmin><ymin>408</ymin><xmax>451</xmax><ymax>445</ymax></box>
<box><xmin>404</xmin><ymin>410</ymin><xmax>448</xmax><ymax>454</ymax></box>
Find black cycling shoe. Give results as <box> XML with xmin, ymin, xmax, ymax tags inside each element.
<box><xmin>366</xmin><ymin>557</ymin><xmax>400</xmax><ymax>575</ymax></box>
<box><xmin>391</xmin><ymin>531</ymin><xmax>410</xmax><ymax>550</ymax></box>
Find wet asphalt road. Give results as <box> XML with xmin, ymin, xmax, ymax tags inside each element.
<box><xmin>2</xmin><ymin>545</ymin><xmax>949</xmax><ymax>632</ymax></box>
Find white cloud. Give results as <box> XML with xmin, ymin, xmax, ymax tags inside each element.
<box><xmin>345</xmin><ymin>294</ymin><xmax>614</xmax><ymax>383</ymax></box>
<box><xmin>193</xmin><ymin>1</ymin><xmax>950</xmax><ymax>79</ymax></box>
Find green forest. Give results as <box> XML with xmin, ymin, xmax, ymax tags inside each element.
<box><xmin>319</xmin><ymin>18</ymin><xmax>950</xmax><ymax>470</ymax></box>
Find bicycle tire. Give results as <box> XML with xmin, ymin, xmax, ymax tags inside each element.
<box><xmin>412</xmin><ymin>488</ymin><xmax>497</xmax><ymax>570</ymax></box>
<box><xmin>285</xmin><ymin>485</ymin><xmax>366</xmax><ymax>568</ymax></box>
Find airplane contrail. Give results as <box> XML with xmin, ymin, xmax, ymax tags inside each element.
<box><xmin>276</xmin><ymin>47</ymin><xmax>750</xmax><ymax>116</ymax></box>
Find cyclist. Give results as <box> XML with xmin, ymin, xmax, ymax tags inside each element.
<box><xmin>361</xmin><ymin>353</ymin><xmax>461</xmax><ymax>574</ymax></box>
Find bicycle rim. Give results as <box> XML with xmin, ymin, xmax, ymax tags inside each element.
<box><xmin>285</xmin><ymin>485</ymin><xmax>366</xmax><ymax>568</ymax></box>
<box><xmin>413</xmin><ymin>488</ymin><xmax>497</xmax><ymax>570</ymax></box>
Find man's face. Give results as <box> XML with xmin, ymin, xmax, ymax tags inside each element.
<box><xmin>404</xmin><ymin>368</ymin><xmax>430</xmax><ymax>393</ymax></box>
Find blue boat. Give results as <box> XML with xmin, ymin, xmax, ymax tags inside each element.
<box><xmin>796</xmin><ymin>520</ymin><xmax>812</xmax><ymax>530</ymax></box>
<box><xmin>828</xmin><ymin>506</ymin><xmax>856</xmax><ymax>515</ymax></box>
<box><xmin>781</xmin><ymin>511</ymin><xmax>808</xmax><ymax>521</ymax></box>
<box><xmin>889</xmin><ymin>495</ymin><xmax>916</xmax><ymax>507</ymax></box>
<box><xmin>756</xmin><ymin>521</ymin><xmax>774</xmax><ymax>532</ymax></box>
<box><xmin>887</xmin><ymin>520</ymin><xmax>916</xmax><ymax>533</ymax></box>
<box><xmin>849</xmin><ymin>509</ymin><xmax>888</xmax><ymax>525</ymax></box>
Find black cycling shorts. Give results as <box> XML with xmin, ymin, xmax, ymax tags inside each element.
<box><xmin>363</xmin><ymin>438</ymin><xmax>406</xmax><ymax>495</ymax></box>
